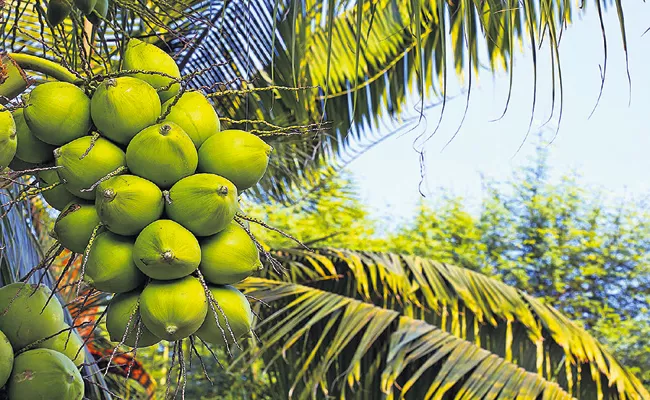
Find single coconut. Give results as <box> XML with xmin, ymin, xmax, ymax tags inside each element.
<box><xmin>37</xmin><ymin>169</ymin><xmax>80</xmax><ymax>211</ymax></box>
<box><xmin>166</xmin><ymin>174</ymin><xmax>238</xmax><ymax>236</ymax></box>
<box><xmin>195</xmin><ymin>285</ymin><xmax>253</xmax><ymax>347</ymax></box>
<box><xmin>35</xmin><ymin>324</ymin><xmax>85</xmax><ymax>367</ymax></box>
<box><xmin>199</xmin><ymin>222</ymin><xmax>261</xmax><ymax>285</ymax></box>
<box><xmin>87</xmin><ymin>0</ymin><xmax>108</xmax><ymax>25</ymax></box>
<box><xmin>161</xmin><ymin>91</ymin><xmax>220</xmax><ymax>148</ymax></box>
<box><xmin>8</xmin><ymin>349</ymin><xmax>83</xmax><ymax>400</ymax></box>
<box><xmin>83</xmin><ymin>231</ymin><xmax>145</xmax><ymax>293</ymax></box>
<box><xmin>198</xmin><ymin>129</ymin><xmax>272</xmax><ymax>191</ymax></box>
<box><xmin>0</xmin><ymin>283</ymin><xmax>65</xmax><ymax>351</ymax></box>
<box><xmin>95</xmin><ymin>175</ymin><xmax>164</xmax><ymax>236</ymax></box>
<box><xmin>126</xmin><ymin>122</ymin><xmax>197</xmax><ymax>189</ymax></box>
<box><xmin>53</xmin><ymin>200</ymin><xmax>101</xmax><ymax>254</ymax></box>
<box><xmin>133</xmin><ymin>219</ymin><xmax>201</xmax><ymax>280</ymax></box>
<box><xmin>74</xmin><ymin>0</ymin><xmax>97</xmax><ymax>14</ymax></box>
<box><xmin>139</xmin><ymin>276</ymin><xmax>208</xmax><ymax>341</ymax></box>
<box><xmin>13</xmin><ymin>108</ymin><xmax>55</xmax><ymax>164</ymax></box>
<box><xmin>90</xmin><ymin>77</ymin><xmax>161</xmax><ymax>145</ymax></box>
<box><xmin>0</xmin><ymin>108</ymin><xmax>17</xmax><ymax>170</ymax></box>
<box><xmin>46</xmin><ymin>0</ymin><xmax>72</xmax><ymax>25</ymax></box>
<box><xmin>122</xmin><ymin>38</ymin><xmax>181</xmax><ymax>103</ymax></box>
<box><xmin>55</xmin><ymin>135</ymin><xmax>126</xmax><ymax>199</ymax></box>
<box><xmin>105</xmin><ymin>291</ymin><xmax>160</xmax><ymax>348</ymax></box>
<box><xmin>24</xmin><ymin>82</ymin><xmax>91</xmax><ymax>145</ymax></box>
<box><xmin>0</xmin><ymin>330</ymin><xmax>13</xmax><ymax>388</ymax></box>
<box><xmin>8</xmin><ymin>157</ymin><xmax>34</xmax><ymax>171</ymax></box>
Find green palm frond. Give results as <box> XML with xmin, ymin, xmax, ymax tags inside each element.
<box><xmin>233</xmin><ymin>248</ymin><xmax>649</xmax><ymax>399</ymax></box>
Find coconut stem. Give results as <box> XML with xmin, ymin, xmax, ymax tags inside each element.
<box><xmin>217</xmin><ymin>185</ymin><xmax>229</xmax><ymax>196</ymax></box>
<box><xmin>161</xmin><ymin>250</ymin><xmax>175</xmax><ymax>262</ymax></box>
<box><xmin>102</xmin><ymin>188</ymin><xmax>116</xmax><ymax>202</ymax></box>
<box><xmin>106</xmin><ymin>78</ymin><xmax>117</xmax><ymax>87</ymax></box>
<box><xmin>159</xmin><ymin>124</ymin><xmax>172</xmax><ymax>135</ymax></box>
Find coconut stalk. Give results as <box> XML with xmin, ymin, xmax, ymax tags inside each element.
<box><xmin>0</xmin><ymin>53</ymin><xmax>81</xmax><ymax>105</ymax></box>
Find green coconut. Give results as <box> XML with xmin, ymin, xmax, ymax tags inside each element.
<box><xmin>166</xmin><ymin>174</ymin><xmax>238</xmax><ymax>236</ymax></box>
<box><xmin>13</xmin><ymin>108</ymin><xmax>55</xmax><ymax>164</ymax></box>
<box><xmin>198</xmin><ymin>129</ymin><xmax>272</xmax><ymax>191</ymax></box>
<box><xmin>139</xmin><ymin>276</ymin><xmax>208</xmax><ymax>341</ymax></box>
<box><xmin>0</xmin><ymin>283</ymin><xmax>65</xmax><ymax>351</ymax></box>
<box><xmin>0</xmin><ymin>330</ymin><xmax>13</xmax><ymax>388</ymax></box>
<box><xmin>87</xmin><ymin>0</ymin><xmax>108</xmax><ymax>25</ymax></box>
<box><xmin>200</xmin><ymin>222</ymin><xmax>261</xmax><ymax>285</ymax></box>
<box><xmin>161</xmin><ymin>91</ymin><xmax>220</xmax><ymax>148</ymax></box>
<box><xmin>8</xmin><ymin>349</ymin><xmax>83</xmax><ymax>400</ymax></box>
<box><xmin>74</xmin><ymin>0</ymin><xmax>97</xmax><ymax>14</ymax></box>
<box><xmin>8</xmin><ymin>157</ymin><xmax>35</xmax><ymax>171</ymax></box>
<box><xmin>24</xmin><ymin>82</ymin><xmax>91</xmax><ymax>145</ymax></box>
<box><xmin>46</xmin><ymin>0</ymin><xmax>72</xmax><ymax>25</ymax></box>
<box><xmin>195</xmin><ymin>285</ymin><xmax>253</xmax><ymax>347</ymax></box>
<box><xmin>35</xmin><ymin>324</ymin><xmax>85</xmax><ymax>367</ymax></box>
<box><xmin>53</xmin><ymin>200</ymin><xmax>101</xmax><ymax>254</ymax></box>
<box><xmin>106</xmin><ymin>291</ymin><xmax>161</xmax><ymax>348</ymax></box>
<box><xmin>122</xmin><ymin>38</ymin><xmax>181</xmax><ymax>103</ymax></box>
<box><xmin>90</xmin><ymin>77</ymin><xmax>161</xmax><ymax>145</ymax></box>
<box><xmin>133</xmin><ymin>219</ymin><xmax>201</xmax><ymax>280</ymax></box>
<box><xmin>126</xmin><ymin>122</ymin><xmax>197</xmax><ymax>189</ymax></box>
<box><xmin>95</xmin><ymin>175</ymin><xmax>164</xmax><ymax>236</ymax></box>
<box><xmin>37</xmin><ymin>169</ymin><xmax>80</xmax><ymax>211</ymax></box>
<box><xmin>0</xmin><ymin>108</ymin><xmax>17</xmax><ymax>171</ymax></box>
<box><xmin>55</xmin><ymin>135</ymin><xmax>126</xmax><ymax>199</ymax></box>
<box><xmin>84</xmin><ymin>231</ymin><xmax>145</xmax><ymax>293</ymax></box>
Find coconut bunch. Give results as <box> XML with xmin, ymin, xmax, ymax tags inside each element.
<box><xmin>47</xmin><ymin>0</ymin><xmax>110</xmax><ymax>26</ymax></box>
<box><xmin>0</xmin><ymin>283</ymin><xmax>85</xmax><ymax>400</ymax></box>
<box><xmin>1</xmin><ymin>38</ymin><xmax>271</xmax><ymax>351</ymax></box>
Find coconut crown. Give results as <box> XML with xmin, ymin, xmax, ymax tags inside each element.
<box><xmin>166</xmin><ymin>173</ymin><xmax>238</xmax><ymax>237</ymax></box>
<box><xmin>122</xmin><ymin>38</ymin><xmax>181</xmax><ymax>103</ymax></box>
<box><xmin>106</xmin><ymin>291</ymin><xmax>161</xmax><ymax>348</ymax></box>
<box><xmin>24</xmin><ymin>82</ymin><xmax>91</xmax><ymax>145</ymax></box>
<box><xmin>8</xmin><ymin>348</ymin><xmax>84</xmax><ymax>400</ymax></box>
<box><xmin>196</xmin><ymin>284</ymin><xmax>253</xmax><ymax>346</ymax></box>
<box><xmin>198</xmin><ymin>129</ymin><xmax>273</xmax><ymax>191</ymax></box>
<box><xmin>90</xmin><ymin>77</ymin><xmax>161</xmax><ymax>145</ymax></box>
<box><xmin>139</xmin><ymin>276</ymin><xmax>208</xmax><ymax>341</ymax></box>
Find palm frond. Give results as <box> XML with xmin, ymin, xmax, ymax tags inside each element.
<box><xmin>235</xmin><ymin>248</ymin><xmax>649</xmax><ymax>399</ymax></box>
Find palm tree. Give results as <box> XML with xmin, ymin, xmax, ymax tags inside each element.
<box><xmin>0</xmin><ymin>0</ymin><xmax>647</xmax><ymax>399</ymax></box>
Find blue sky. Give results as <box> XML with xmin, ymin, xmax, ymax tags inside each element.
<box><xmin>349</xmin><ymin>3</ymin><xmax>650</xmax><ymax>227</ymax></box>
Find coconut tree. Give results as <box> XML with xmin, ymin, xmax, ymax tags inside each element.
<box><xmin>0</xmin><ymin>0</ymin><xmax>648</xmax><ymax>399</ymax></box>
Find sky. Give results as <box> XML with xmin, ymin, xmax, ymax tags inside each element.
<box><xmin>348</xmin><ymin>2</ymin><xmax>650</xmax><ymax>227</ymax></box>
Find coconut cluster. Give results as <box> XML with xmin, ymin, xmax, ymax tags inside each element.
<box><xmin>47</xmin><ymin>0</ymin><xmax>109</xmax><ymax>26</ymax></box>
<box><xmin>2</xmin><ymin>38</ymin><xmax>269</xmax><ymax>349</ymax></box>
<box><xmin>0</xmin><ymin>283</ymin><xmax>85</xmax><ymax>399</ymax></box>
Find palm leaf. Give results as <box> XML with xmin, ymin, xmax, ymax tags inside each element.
<box><xmin>232</xmin><ymin>248</ymin><xmax>649</xmax><ymax>399</ymax></box>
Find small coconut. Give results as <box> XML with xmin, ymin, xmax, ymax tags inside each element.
<box><xmin>166</xmin><ymin>174</ymin><xmax>238</xmax><ymax>236</ymax></box>
<box><xmin>83</xmin><ymin>231</ymin><xmax>145</xmax><ymax>293</ymax></box>
<box><xmin>0</xmin><ymin>108</ymin><xmax>17</xmax><ymax>170</ymax></box>
<box><xmin>126</xmin><ymin>122</ymin><xmax>197</xmax><ymax>189</ymax></box>
<box><xmin>87</xmin><ymin>0</ymin><xmax>108</xmax><ymax>25</ymax></box>
<box><xmin>90</xmin><ymin>77</ymin><xmax>161</xmax><ymax>145</ymax></box>
<box><xmin>46</xmin><ymin>0</ymin><xmax>72</xmax><ymax>25</ymax></box>
<box><xmin>95</xmin><ymin>175</ymin><xmax>164</xmax><ymax>236</ymax></box>
<box><xmin>200</xmin><ymin>222</ymin><xmax>261</xmax><ymax>285</ymax></box>
<box><xmin>55</xmin><ymin>135</ymin><xmax>126</xmax><ymax>199</ymax></box>
<box><xmin>133</xmin><ymin>219</ymin><xmax>201</xmax><ymax>280</ymax></box>
<box><xmin>53</xmin><ymin>201</ymin><xmax>101</xmax><ymax>254</ymax></box>
<box><xmin>13</xmin><ymin>108</ymin><xmax>55</xmax><ymax>164</ymax></box>
<box><xmin>105</xmin><ymin>291</ymin><xmax>161</xmax><ymax>348</ymax></box>
<box><xmin>161</xmin><ymin>91</ymin><xmax>220</xmax><ymax>148</ymax></box>
<box><xmin>0</xmin><ymin>330</ymin><xmax>13</xmax><ymax>388</ymax></box>
<box><xmin>24</xmin><ymin>82</ymin><xmax>91</xmax><ymax>145</ymax></box>
<box><xmin>74</xmin><ymin>0</ymin><xmax>97</xmax><ymax>14</ymax></box>
<box><xmin>35</xmin><ymin>323</ymin><xmax>85</xmax><ymax>367</ymax></box>
<box><xmin>37</xmin><ymin>169</ymin><xmax>80</xmax><ymax>211</ymax></box>
<box><xmin>0</xmin><ymin>283</ymin><xmax>65</xmax><ymax>351</ymax></box>
<box><xmin>139</xmin><ymin>276</ymin><xmax>208</xmax><ymax>341</ymax></box>
<box><xmin>122</xmin><ymin>38</ymin><xmax>181</xmax><ymax>103</ymax></box>
<box><xmin>195</xmin><ymin>285</ymin><xmax>253</xmax><ymax>347</ymax></box>
<box><xmin>198</xmin><ymin>130</ymin><xmax>272</xmax><ymax>191</ymax></box>
<box><xmin>8</xmin><ymin>349</ymin><xmax>83</xmax><ymax>400</ymax></box>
